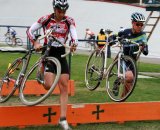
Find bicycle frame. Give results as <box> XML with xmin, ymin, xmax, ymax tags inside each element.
<box><xmin>101</xmin><ymin>37</ymin><xmax>141</xmax><ymax>80</ymax></box>
<box><xmin>13</xmin><ymin>48</ymin><xmax>34</xmax><ymax>88</ymax></box>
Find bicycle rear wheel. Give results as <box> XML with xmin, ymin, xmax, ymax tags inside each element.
<box><xmin>20</xmin><ymin>57</ymin><xmax>61</xmax><ymax>106</ymax></box>
<box><xmin>85</xmin><ymin>49</ymin><xmax>105</xmax><ymax>90</ymax></box>
<box><xmin>16</xmin><ymin>38</ymin><xmax>23</xmax><ymax>46</ymax></box>
<box><xmin>5</xmin><ymin>37</ymin><xmax>12</xmax><ymax>46</ymax></box>
<box><xmin>0</xmin><ymin>58</ymin><xmax>23</xmax><ymax>102</ymax></box>
<box><xmin>106</xmin><ymin>55</ymin><xmax>137</xmax><ymax>102</ymax></box>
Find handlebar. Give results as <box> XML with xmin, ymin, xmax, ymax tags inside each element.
<box><xmin>109</xmin><ymin>37</ymin><xmax>142</xmax><ymax>55</ymax></box>
<box><xmin>37</xmin><ymin>28</ymin><xmax>72</xmax><ymax>58</ymax></box>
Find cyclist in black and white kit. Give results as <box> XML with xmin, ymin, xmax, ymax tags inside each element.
<box><xmin>27</xmin><ymin>0</ymin><xmax>78</xmax><ymax>129</ymax></box>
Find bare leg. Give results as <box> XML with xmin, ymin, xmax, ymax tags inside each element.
<box><xmin>12</xmin><ymin>37</ymin><xmax>16</xmax><ymax>46</ymax></box>
<box><xmin>58</xmin><ymin>74</ymin><xmax>69</xmax><ymax>118</ymax></box>
<box><xmin>43</xmin><ymin>72</ymin><xmax>55</xmax><ymax>90</ymax></box>
<box><xmin>122</xmin><ymin>70</ymin><xmax>134</xmax><ymax>97</ymax></box>
<box><xmin>44</xmin><ymin>72</ymin><xmax>69</xmax><ymax>117</ymax></box>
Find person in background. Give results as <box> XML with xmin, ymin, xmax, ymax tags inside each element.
<box><xmin>85</xmin><ymin>28</ymin><xmax>96</xmax><ymax>51</ymax></box>
<box><xmin>96</xmin><ymin>28</ymin><xmax>106</xmax><ymax>49</ymax></box>
<box><xmin>6</xmin><ymin>27</ymin><xmax>17</xmax><ymax>45</ymax></box>
<box><xmin>85</xmin><ymin>28</ymin><xmax>95</xmax><ymax>41</ymax></box>
<box><xmin>27</xmin><ymin>0</ymin><xmax>78</xmax><ymax>129</ymax></box>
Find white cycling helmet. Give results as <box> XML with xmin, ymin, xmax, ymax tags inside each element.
<box><xmin>53</xmin><ymin>0</ymin><xmax>69</xmax><ymax>10</ymax></box>
<box><xmin>131</xmin><ymin>12</ymin><xmax>145</xmax><ymax>22</ymax></box>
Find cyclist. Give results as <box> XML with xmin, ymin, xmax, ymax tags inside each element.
<box><xmin>111</xmin><ymin>12</ymin><xmax>149</xmax><ymax>97</ymax></box>
<box><xmin>85</xmin><ymin>28</ymin><xmax>96</xmax><ymax>50</ymax></box>
<box><xmin>85</xmin><ymin>28</ymin><xmax>95</xmax><ymax>41</ymax></box>
<box><xmin>5</xmin><ymin>27</ymin><xmax>17</xmax><ymax>45</ymax></box>
<box><xmin>27</xmin><ymin>0</ymin><xmax>78</xmax><ymax>129</ymax></box>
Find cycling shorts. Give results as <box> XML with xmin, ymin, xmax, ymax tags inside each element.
<box><xmin>44</xmin><ymin>46</ymin><xmax>69</xmax><ymax>74</ymax></box>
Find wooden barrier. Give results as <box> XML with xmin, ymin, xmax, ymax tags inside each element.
<box><xmin>0</xmin><ymin>102</ymin><xmax>160</xmax><ymax>128</ymax></box>
<box><xmin>1</xmin><ymin>80</ymin><xmax>75</xmax><ymax>96</ymax></box>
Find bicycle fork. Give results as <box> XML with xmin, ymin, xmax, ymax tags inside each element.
<box><xmin>15</xmin><ymin>58</ymin><xmax>27</xmax><ymax>88</ymax></box>
<box><xmin>117</xmin><ymin>53</ymin><xmax>125</xmax><ymax>79</ymax></box>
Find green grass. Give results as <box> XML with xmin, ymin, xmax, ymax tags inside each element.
<box><xmin>0</xmin><ymin>52</ymin><xmax>160</xmax><ymax>130</ymax></box>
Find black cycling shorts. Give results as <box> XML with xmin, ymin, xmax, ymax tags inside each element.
<box><xmin>44</xmin><ymin>46</ymin><xmax>69</xmax><ymax>74</ymax></box>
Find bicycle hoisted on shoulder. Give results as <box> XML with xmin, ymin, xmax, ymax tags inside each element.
<box><xmin>85</xmin><ymin>35</ymin><xmax>142</xmax><ymax>102</ymax></box>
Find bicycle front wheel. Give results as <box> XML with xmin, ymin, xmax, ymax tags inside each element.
<box><xmin>5</xmin><ymin>37</ymin><xmax>12</xmax><ymax>46</ymax></box>
<box><xmin>16</xmin><ymin>38</ymin><xmax>23</xmax><ymax>46</ymax></box>
<box><xmin>106</xmin><ymin>55</ymin><xmax>137</xmax><ymax>102</ymax></box>
<box><xmin>85</xmin><ymin>49</ymin><xmax>105</xmax><ymax>90</ymax></box>
<box><xmin>20</xmin><ymin>57</ymin><xmax>61</xmax><ymax>106</ymax></box>
<box><xmin>0</xmin><ymin>58</ymin><xmax>23</xmax><ymax>103</ymax></box>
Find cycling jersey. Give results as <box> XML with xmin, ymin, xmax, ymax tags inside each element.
<box><xmin>8</xmin><ymin>28</ymin><xmax>16</xmax><ymax>37</ymax></box>
<box><xmin>86</xmin><ymin>30</ymin><xmax>95</xmax><ymax>36</ymax></box>
<box><xmin>118</xmin><ymin>28</ymin><xmax>147</xmax><ymax>44</ymax></box>
<box><xmin>118</xmin><ymin>28</ymin><xmax>148</xmax><ymax>60</ymax></box>
<box><xmin>27</xmin><ymin>13</ymin><xmax>78</xmax><ymax>74</ymax></box>
<box><xmin>27</xmin><ymin>13</ymin><xmax>78</xmax><ymax>47</ymax></box>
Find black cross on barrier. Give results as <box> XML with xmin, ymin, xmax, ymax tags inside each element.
<box><xmin>92</xmin><ymin>105</ymin><xmax>104</xmax><ymax>120</ymax></box>
<box><xmin>43</xmin><ymin>107</ymin><xmax>57</xmax><ymax>122</ymax></box>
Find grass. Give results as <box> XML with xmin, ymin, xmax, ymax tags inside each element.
<box><xmin>0</xmin><ymin>52</ymin><xmax>160</xmax><ymax>130</ymax></box>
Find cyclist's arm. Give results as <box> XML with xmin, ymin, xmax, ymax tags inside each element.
<box><xmin>27</xmin><ymin>22</ymin><xmax>43</xmax><ymax>50</ymax></box>
<box><xmin>70</xmin><ymin>25</ymin><xmax>78</xmax><ymax>43</ymax></box>
<box><xmin>139</xmin><ymin>34</ymin><xmax>148</xmax><ymax>55</ymax></box>
<box><xmin>27</xmin><ymin>22</ymin><xmax>42</xmax><ymax>44</ymax></box>
<box><xmin>69</xmin><ymin>24</ymin><xmax>78</xmax><ymax>52</ymax></box>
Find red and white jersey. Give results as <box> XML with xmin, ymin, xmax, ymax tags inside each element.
<box><xmin>86</xmin><ymin>30</ymin><xmax>95</xmax><ymax>36</ymax></box>
<box><xmin>27</xmin><ymin>13</ymin><xmax>78</xmax><ymax>47</ymax></box>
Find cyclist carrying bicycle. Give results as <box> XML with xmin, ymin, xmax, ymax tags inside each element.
<box><xmin>110</xmin><ymin>12</ymin><xmax>149</xmax><ymax>97</ymax></box>
<box><xmin>27</xmin><ymin>0</ymin><xmax>78</xmax><ymax>129</ymax></box>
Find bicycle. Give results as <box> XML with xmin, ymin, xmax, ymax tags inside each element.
<box><xmin>85</xmin><ymin>36</ymin><xmax>142</xmax><ymax>102</ymax></box>
<box><xmin>19</xmin><ymin>28</ymin><xmax>71</xmax><ymax>106</ymax></box>
<box><xmin>4</xmin><ymin>32</ymin><xmax>23</xmax><ymax>46</ymax></box>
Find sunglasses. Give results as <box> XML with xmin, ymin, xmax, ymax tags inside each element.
<box><xmin>56</xmin><ymin>8</ymin><xmax>66</xmax><ymax>14</ymax></box>
<box><xmin>135</xmin><ymin>23</ymin><xmax>144</xmax><ymax>27</ymax></box>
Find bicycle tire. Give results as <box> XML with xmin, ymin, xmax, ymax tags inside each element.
<box><xmin>106</xmin><ymin>55</ymin><xmax>137</xmax><ymax>102</ymax></box>
<box><xmin>16</xmin><ymin>38</ymin><xmax>23</xmax><ymax>46</ymax></box>
<box><xmin>19</xmin><ymin>57</ymin><xmax>61</xmax><ymax>106</ymax></box>
<box><xmin>0</xmin><ymin>58</ymin><xmax>23</xmax><ymax>103</ymax></box>
<box><xmin>5</xmin><ymin>37</ymin><xmax>12</xmax><ymax>46</ymax></box>
<box><xmin>85</xmin><ymin>49</ymin><xmax>105</xmax><ymax>90</ymax></box>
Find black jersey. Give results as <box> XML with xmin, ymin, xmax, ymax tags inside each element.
<box><xmin>118</xmin><ymin>28</ymin><xmax>147</xmax><ymax>44</ymax></box>
<box><xmin>118</xmin><ymin>28</ymin><xmax>147</xmax><ymax>60</ymax></box>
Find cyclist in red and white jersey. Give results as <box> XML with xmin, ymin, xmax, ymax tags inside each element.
<box><xmin>27</xmin><ymin>0</ymin><xmax>78</xmax><ymax>129</ymax></box>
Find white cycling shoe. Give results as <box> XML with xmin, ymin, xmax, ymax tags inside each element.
<box><xmin>59</xmin><ymin>120</ymin><xmax>72</xmax><ymax>130</ymax></box>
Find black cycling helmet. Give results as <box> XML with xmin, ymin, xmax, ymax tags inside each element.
<box><xmin>131</xmin><ymin>12</ymin><xmax>145</xmax><ymax>22</ymax></box>
<box><xmin>53</xmin><ymin>0</ymin><xmax>69</xmax><ymax>11</ymax></box>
